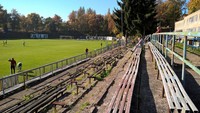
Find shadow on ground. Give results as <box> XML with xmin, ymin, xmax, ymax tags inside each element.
<box><xmin>131</xmin><ymin>48</ymin><xmax>157</xmax><ymax>113</ymax></box>
<box><xmin>173</xmin><ymin>65</ymin><xmax>200</xmax><ymax>111</ymax></box>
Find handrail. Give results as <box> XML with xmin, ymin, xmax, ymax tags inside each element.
<box><xmin>166</xmin><ymin>48</ymin><xmax>200</xmax><ymax>75</ymax></box>
<box><xmin>149</xmin><ymin>32</ymin><xmax>200</xmax><ymax>86</ymax></box>
<box><xmin>0</xmin><ymin>54</ymin><xmax>84</xmax><ymax>80</ymax></box>
<box><xmin>153</xmin><ymin>32</ymin><xmax>200</xmax><ymax>37</ymax></box>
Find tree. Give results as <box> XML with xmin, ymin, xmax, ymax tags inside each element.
<box><xmin>188</xmin><ymin>0</ymin><xmax>200</xmax><ymax>14</ymax></box>
<box><xmin>9</xmin><ymin>9</ymin><xmax>20</xmax><ymax>31</ymax></box>
<box><xmin>88</xmin><ymin>13</ymin><xmax>96</xmax><ymax>35</ymax></box>
<box><xmin>44</xmin><ymin>17</ymin><xmax>57</xmax><ymax>32</ymax></box>
<box><xmin>155</xmin><ymin>0</ymin><xmax>182</xmax><ymax>30</ymax></box>
<box><xmin>19</xmin><ymin>15</ymin><xmax>28</xmax><ymax>32</ymax></box>
<box><xmin>113</xmin><ymin>0</ymin><xmax>157</xmax><ymax>44</ymax></box>
<box><xmin>86</xmin><ymin>8</ymin><xmax>96</xmax><ymax>15</ymax></box>
<box><xmin>106</xmin><ymin>9</ymin><xmax>116</xmax><ymax>35</ymax></box>
<box><xmin>0</xmin><ymin>5</ymin><xmax>9</xmax><ymax>32</ymax></box>
<box><xmin>68</xmin><ymin>10</ymin><xmax>78</xmax><ymax>30</ymax></box>
<box><xmin>53</xmin><ymin>14</ymin><xmax>62</xmax><ymax>32</ymax></box>
<box><xmin>26</xmin><ymin>13</ymin><xmax>42</xmax><ymax>32</ymax></box>
<box><xmin>95</xmin><ymin>14</ymin><xmax>104</xmax><ymax>35</ymax></box>
<box><xmin>136</xmin><ymin>0</ymin><xmax>157</xmax><ymax>35</ymax></box>
<box><xmin>77</xmin><ymin>7</ymin><xmax>87</xmax><ymax>33</ymax></box>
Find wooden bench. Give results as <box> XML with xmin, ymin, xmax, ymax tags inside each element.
<box><xmin>106</xmin><ymin>44</ymin><xmax>142</xmax><ymax>113</ymax></box>
<box><xmin>148</xmin><ymin>42</ymin><xmax>198</xmax><ymax>113</ymax></box>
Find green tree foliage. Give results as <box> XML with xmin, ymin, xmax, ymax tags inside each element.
<box><xmin>8</xmin><ymin>9</ymin><xmax>20</xmax><ymax>31</ymax></box>
<box><xmin>188</xmin><ymin>0</ymin><xmax>200</xmax><ymax>14</ymax></box>
<box><xmin>113</xmin><ymin>0</ymin><xmax>157</xmax><ymax>40</ymax></box>
<box><xmin>0</xmin><ymin>5</ymin><xmax>9</xmax><ymax>31</ymax></box>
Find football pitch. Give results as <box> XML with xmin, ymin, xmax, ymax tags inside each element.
<box><xmin>0</xmin><ymin>39</ymin><xmax>110</xmax><ymax>77</ymax></box>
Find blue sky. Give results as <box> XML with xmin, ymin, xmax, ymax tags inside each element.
<box><xmin>0</xmin><ymin>0</ymin><xmax>119</xmax><ymax>21</ymax></box>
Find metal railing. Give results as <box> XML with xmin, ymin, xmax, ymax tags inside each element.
<box><xmin>0</xmin><ymin>43</ymin><xmax>121</xmax><ymax>96</ymax></box>
<box><xmin>149</xmin><ymin>32</ymin><xmax>200</xmax><ymax>86</ymax></box>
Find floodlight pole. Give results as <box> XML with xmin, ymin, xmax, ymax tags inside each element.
<box><xmin>121</xmin><ymin>3</ymin><xmax>124</xmax><ymax>46</ymax></box>
<box><xmin>121</xmin><ymin>4</ymin><xmax>123</xmax><ymax>36</ymax></box>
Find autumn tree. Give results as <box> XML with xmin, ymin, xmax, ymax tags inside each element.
<box><xmin>106</xmin><ymin>9</ymin><xmax>116</xmax><ymax>35</ymax></box>
<box><xmin>19</xmin><ymin>15</ymin><xmax>28</xmax><ymax>32</ymax></box>
<box><xmin>53</xmin><ymin>14</ymin><xmax>62</xmax><ymax>32</ymax></box>
<box><xmin>26</xmin><ymin>13</ymin><xmax>42</xmax><ymax>32</ymax></box>
<box><xmin>77</xmin><ymin>7</ymin><xmax>88</xmax><ymax>34</ymax></box>
<box><xmin>0</xmin><ymin>3</ymin><xmax>117</xmax><ymax>36</ymax></box>
<box><xmin>68</xmin><ymin>10</ymin><xmax>78</xmax><ymax>30</ymax></box>
<box><xmin>188</xmin><ymin>0</ymin><xmax>200</xmax><ymax>14</ymax></box>
<box><xmin>155</xmin><ymin>0</ymin><xmax>182</xmax><ymax>30</ymax></box>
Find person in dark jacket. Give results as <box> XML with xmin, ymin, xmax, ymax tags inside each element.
<box><xmin>8</xmin><ymin>58</ymin><xmax>16</xmax><ymax>74</ymax></box>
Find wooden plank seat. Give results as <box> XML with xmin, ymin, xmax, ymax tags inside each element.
<box><xmin>106</xmin><ymin>45</ymin><xmax>142</xmax><ymax>113</ymax></box>
<box><xmin>148</xmin><ymin>42</ymin><xmax>198</xmax><ymax>113</ymax></box>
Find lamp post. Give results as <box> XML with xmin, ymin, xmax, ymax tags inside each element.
<box><xmin>121</xmin><ymin>3</ymin><xmax>124</xmax><ymax>46</ymax></box>
<box><xmin>121</xmin><ymin>3</ymin><xmax>123</xmax><ymax>37</ymax></box>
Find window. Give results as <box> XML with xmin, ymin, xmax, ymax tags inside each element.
<box><xmin>198</xmin><ymin>27</ymin><xmax>200</xmax><ymax>32</ymax></box>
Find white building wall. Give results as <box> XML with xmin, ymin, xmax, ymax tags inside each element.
<box><xmin>175</xmin><ymin>9</ymin><xmax>200</xmax><ymax>32</ymax></box>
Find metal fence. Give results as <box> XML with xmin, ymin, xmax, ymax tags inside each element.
<box><xmin>0</xmin><ymin>43</ymin><xmax>121</xmax><ymax>96</ymax></box>
<box><xmin>149</xmin><ymin>32</ymin><xmax>200</xmax><ymax>86</ymax></box>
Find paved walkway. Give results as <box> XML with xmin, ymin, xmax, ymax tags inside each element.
<box><xmin>139</xmin><ymin>43</ymin><xmax>168</xmax><ymax>113</ymax></box>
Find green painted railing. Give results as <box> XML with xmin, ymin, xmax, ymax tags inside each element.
<box><xmin>148</xmin><ymin>32</ymin><xmax>200</xmax><ymax>86</ymax></box>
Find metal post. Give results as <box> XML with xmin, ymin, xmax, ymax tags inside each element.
<box><xmin>165</xmin><ymin>35</ymin><xmax>168</xmax><ymax>58</ymax></box>
<box><xmin>158</xmin><ymin>35</ymin><xmax>160</xmax><ymax>50</ymax></box>
<box><xmin>171</xmin><ymin>35</ymin><xmax>175</xmax><ymax>66</ymax></box>
<box><xmin>150</xmin><ymin>34</ymin><xmax>152</xmax><ymax>41</ymax></box>
<box><xmin>43</xmin><ymin>67</ymin><xmax>45</xmax><ymax>74</ymax></box>
<box><xmin>182</xmin><ymin>36</ymin><xmax>187</xmax><ymax>86</ymax></box>
<box><xmin>121</xmin><ymin>4</ymin><xmax>123</xmax><ymax>37</ymax></box>
<box><xmin>51</xmin><ymin>65</ymin><xmax>53</xmax><ymax>73</ymax></box>
<box><xmin>158</xmin><ymin>35</ymin><xmax>162</xmax><ymax>51</ymax></box>
<box><xmin>162</xmin><ymin>35</ymin><xmax>164</xmax><ymax>54</ymax></box>
<box><xmin>24</xmin><ymin>73</ymin><xmax>26</xmax><ymax>88</ymax></box>
<box><xmin>2</xmin><ymin>78</ymin><xmax>5</xmax><ymax>95</ymax></box>
<box><xmin>39</xmin><ymin>68</ymin><xmax>42</xmax><ymax>79</ymax></box>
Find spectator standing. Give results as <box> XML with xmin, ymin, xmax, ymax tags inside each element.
<box><xmin>8</xmin><ymin>58</ymin><xmax>16</xmax><ymax>74</ymax></box>
<box><xmin>85</xmin><ymin>48</ymin><xmax>89</xmax><ymax>57</ymax></box>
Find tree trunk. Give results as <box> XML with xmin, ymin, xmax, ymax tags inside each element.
<box><xmin>143</xmin><ymin>26</ymin><xmax>146</xmax><ymax>39</ymax></box>
<box><xmin>125</xmin><ymin>31</ymin><xmax>128</xmax><ymax>46</ymax></box>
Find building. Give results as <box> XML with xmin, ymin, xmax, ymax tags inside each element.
<box><xmin>175</xmin><ymin>9</ymin><xmax>200</xmax><ymax>32</ymax></box>
<box><xmin>175</xmin><ymin>10</ymin><xmax>200</xmax><ymax>48</ymax></box>
<box><xmin>85</xmin><ymin>36</ymin><xmax>116</xmax><ymax>40</ymax></box>
<box><xmin>30</xmin><ymin>33</ymin><xmax>48</xmax><ymax>39</ymax></box>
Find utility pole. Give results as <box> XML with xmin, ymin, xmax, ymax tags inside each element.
<box><xmin>121</xmin><ymin>3</ymin><xmax>124</xmax><ymax>46</ymax></box>
<box><xmin>121</xmin><ymin>3</ymin><xmax>123</xmax><ymax>36</ymax></box>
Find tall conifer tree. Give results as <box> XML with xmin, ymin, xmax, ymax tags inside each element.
<box><xmin>113</xmin><ymin>0</ymin><xmax>157</xmax><ymax>42</ymax></box>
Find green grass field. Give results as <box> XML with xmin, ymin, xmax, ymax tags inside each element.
<box><xmin>0</xmin><ymin>39</ymin><xmax>110</xmax><ymax>77</ymax></box>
